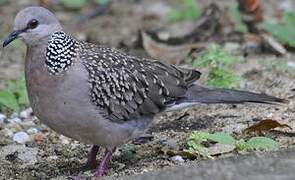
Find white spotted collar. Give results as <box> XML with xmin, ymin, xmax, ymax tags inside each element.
<box><xmin>45</xmin><ymin>31</ymin><xmax>79</xmax><ymax>75</ymax></box>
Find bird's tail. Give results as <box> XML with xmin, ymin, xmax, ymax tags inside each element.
<box><xmin>180</xmin><ymin>84</ymin><xmax>287</xmax><ymax>104</ymax></box>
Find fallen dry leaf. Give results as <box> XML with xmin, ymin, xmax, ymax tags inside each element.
<box><xmin>239</xmin><ymin>0</ymin><xmax>260</xmax><ymax>12</ymax></box>
<box><xmin>238</xmin><ymin>0</ymin><xmax>263</xmax><ymax>33</ymax></box>
<box><xmin>261</xmin><ymin>33</ymin><xmax>287</xmax><ymax>55</ymax></box>
<box><xmin>238</xmin><ymin>0</ymin><xmax>263</xmax><ymax>21</ymax></box>
<box><xmin>31</xmin><ymin>133</ymin><xmax>47</xmax><ymax>144</ymax></box>
<box><xmin>141</xmin><ymin>3</ymin><xmax>221</xmax><ymax>64</ymax></box>
<box><xmin>141</xmin><ymin>31</ymin><xmax>201</xmax><ymax>65</ymax></box>
<box><xmin>243</xmin><ymin>119</ymin><xmax>292</xmax><ymax>134</ymax></box>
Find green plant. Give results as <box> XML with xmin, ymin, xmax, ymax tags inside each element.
<box><xmin>191</xmin><ymin>44</ymin><xmax>240</xmax><ymax>88</ymax></box>
<box><xmin>235</xmin><ymin>137</ymin><xmax>278</xmax><ymax>154</ymax></box>
<box><xmin>93</xmin><ymin>0</ymin><xmax>110</xmax><ymax>4</ymax></box>
<box><xmin>0</xmin><ymin>0</ymin><xmax>8</xmax><ymax>6</ymax></box>
<box><xmin>166</xmin><ymin>0</ymin><xmax>200</xmax><ymax>22</ymax></box>
<box><xmin>227</xmin><ymin>3</ymin><xmax>248</xmax><ymax>33</ymax></box>
<box><xmin>186</xmin><ymin>131</ymin><xmax>278</xmax><ymax>158</ymax></box>
<box><xmin>206</xmin><ymin>132</ymin><xmax>236</xmax><ymax>145</ymax></box>
<box><xmin>61</xmin><ymin>0</ymin><xmax>86</xmax><ymax>10</ymax></box>
<box><xmin>206</xmin><ymin>68</ymin><xmax>239</xmax><ymax>88</ymax></box>
<box><xmin>192</xmin><ymin>45</ymin><xmax>235</xmax><ymax>67</ymax></box>
<box><xmin>261</xmin><ymin>12</ymin><xmax>295</xmax><ymax>47</ymax></box>
<box><xmin>0</xmin><ymin>76</ymin><xmax>29</xmax><ymax>112</ymax></box>
<box><xmin>186</xmin><ymin>132</ymin><xmax>212</xmax><ymax>158</ymax></box>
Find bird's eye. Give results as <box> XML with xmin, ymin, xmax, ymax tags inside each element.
<box><xmin>27</xmin><ymin>19</ymin><xmax>39</xmax><ymax>29</ymax></box>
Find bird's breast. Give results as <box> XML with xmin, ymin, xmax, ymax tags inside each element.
<box><xmin>24</xmin><ymin>49</ymin><xmax>135</xmax><ymax>147</ymax></box>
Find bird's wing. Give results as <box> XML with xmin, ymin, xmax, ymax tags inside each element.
<box><xmin>80</xmin><ymin>43</ymin><xmax>200</xmax><ymax>122</ymax></box>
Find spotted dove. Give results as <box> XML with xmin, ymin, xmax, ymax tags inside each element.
<box><xmin>3</xmin><ymin>6</ymin><xmax>286</xmax><ymax>178</ymax></box>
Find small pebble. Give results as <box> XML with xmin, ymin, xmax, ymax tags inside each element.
<box><xmin>287</xmin><ymin>62</ymin><xmax>295</xmax><ymax>69</ymax></box>
<box><xmin>9</xmin><ymin>112</ymin><xmax>19</xmax><ymax>119</ymax></box>
<box><xmin>20</xmin><ymin>120</ymin><xmax>36</xmax><ymax>129</ymax></box>
<box><xmin>47</xmin><ymin>155</ymin><xmax>58</xmax><ymax>161</ymax></box>
<box><xmin>280</xmin><ymin>0</ymin><xmax>293</xmax><ymax>12</ymax></box>
<box><xmin>7</xmin><ymin>117</ymin><xmax>22</xmax><ymax>124</ymax></box>
<box><xmin>170</xmin><ymin>155</ymin><xmax>185</xmax><ymax>163</ymax></box>
<box><xmin>142</xmin><ymin>169</ymin><xmax>149</xmax><ymax>173</ymax></box>
<box><xmin>3</xmin><ymin>128</ymin><xmax>14</xmax><ymax>137</ymax></box>
<box><xmin>159</xmin><ymin>139</ymin><xmax>178</xmax><ymax>150</ymax></box>
<box><xmin>26</xmin><ymin>127</ymin><xmax>38</xmax><ymax>134</ymax></box>
<box><xmin>20</xmin><ymin>108</ymin><xmax>33</xmax><ymax>119</ymax></box>
<box><xmin>60</xmin><ymin>135</ymin><xmax>70</xmax><ymax>144</ymax></box>
<box><xmin>9</xmin><ymin>123</ymin><xmax>23</xmax><ymax>132</ymax></box>
<box><xmin>0</xmin><ymin>113</ymin><xmax>6</xmax><ymax>124</ymax></box>
<box><xmin>13</xmin><ymin>132</ymin><xmax>30</xmax><ymax>144</ymax></box>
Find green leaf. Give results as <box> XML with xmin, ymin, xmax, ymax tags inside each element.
<box><xmin>5</xmin><ymin>77</ymin><xmax>29</xmax><ymax>106</ymax></box>
<box><xmin>261</xmin><ymin>12</ymin><xmax>295</xmax><ymax>47</ymax></box>
<box><xmin>93</xmin><ymin>0</ymin><xmax>110</xmax><ymax>5</ymax></box>
<box><xmin>283</xmin><ymin>12</ymin><xmax>295</xmax><ymax>26</ymax></box>
<box><xmin>15</xmin><ymin>78</ymin><xmax>29</xmax><ymax>105</ymax></box>
<box><xmin>206</xmin><ymin>132</ymin><xmax>236</xmax><ymax>145</ymax></box>
<box><xmin>247</xmin><ymin>137</ymin><xmax>278</xmax><ymax>151</ymax></box>
<box><xmin>206</xmin><ymin>67</ymin><xmax>239</xmax><ymax>88</ymax></box>
<box><xmin>192</xmin><ymin>44</ymin><xmax>235</xmax><ymax>68</ymax></box>
<box><xmin>166</xmin><ymin>0</ymin><xmax>200</xmax><ymax>22</ymax></box>
<box><xmin>187</xmin><ymin>131</ymin><xmax>210</xmax><ymax>144</ymax></box>
<box><xmin>186</xmin><ymin>131</ymin><xmax>212</xmax><ymax>158</ymax></box>
<box><xmin>0</xmin><ymin>0</ymin><xmax>8</xmax><ymax>6</ymax></box>
<box><xmin>186</xmin><ymin>145</ymin><xmax>212</xmax><ymax>159</ymax></box>
<box><xmin>61</xmin><ymin>0</ymin><xmax>86</xmax><ymax>10</ymax></box>
<box><xmin>17</xmin><ymin>90</ymin><xmax>29</xmax><ymax>106</ymax></box>
<box><xmin>183</xmin><ymin>0</ymin><xmax>200</xmax><ymax>19</ymax></box>
<box><xmin>0</xmin><ymin>76</ymin><xmax>29</xmax><ymax>113</ymax></box>
<box><xmin>227</xmin><ymin>3</ymin><xmax>248</xmax><ymax>33</ymax></box>
<box><xmin>0</xmin><ymin>90</ymin><xmax>20</xmax><ymax>112</ymax></box>
<box><xmin>235</xmin><ymin>139</ymin><xmax>248</xmax><ymax>154</ymax></box>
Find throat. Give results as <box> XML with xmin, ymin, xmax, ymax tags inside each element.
<box><xmin>45</xmin><ymin>31</ymin><xmax>79</xmax><ymax>75</ymax></box>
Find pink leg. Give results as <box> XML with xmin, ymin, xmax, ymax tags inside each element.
<box><xmin>94</xmin><ymin>148</ymin><xmax>115</xmax><ymax>177</ymax></box>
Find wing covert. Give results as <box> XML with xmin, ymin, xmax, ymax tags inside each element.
<box><xmin>80</xmin><ymin>43</ymin><xmax>200</xmax><ymax>122</ymax></box>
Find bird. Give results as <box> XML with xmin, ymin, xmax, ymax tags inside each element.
<box><xmin>2</xmin><ymin>6</ymin><xmax>286</xmax><ymax>178</ymax></box>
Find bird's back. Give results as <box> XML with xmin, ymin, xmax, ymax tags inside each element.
<box><xmin>78</xmin><ymin>39</ymin><xmax>201</xmax><ymax>122</ymax></box>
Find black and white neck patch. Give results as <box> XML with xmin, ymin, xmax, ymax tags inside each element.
<box><xmin>45</xmin><ymin>31</ymin><xmax>79</xmax><ymax>75</ymax></box>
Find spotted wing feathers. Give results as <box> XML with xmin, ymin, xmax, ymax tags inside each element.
<box><xmin>80</xmin><ymin>43</ymin><xmax>200</xmax><ymax>122</ymax></box>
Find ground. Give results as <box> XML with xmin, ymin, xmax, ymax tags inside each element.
<box><xmin>119</xmin><ymin>147</ymin><xmax>295</xmax><ymax>180</ymax></box>
<box><xmin>0</xmin><ymin>0</ymin><xmax>295</xmax><ymax>180</ymax></box>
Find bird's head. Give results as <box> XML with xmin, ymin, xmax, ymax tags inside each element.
<box><xmin>3</xmin><ymin>6</ymin><xmax>62</xmax><ymax>47</ymax></box>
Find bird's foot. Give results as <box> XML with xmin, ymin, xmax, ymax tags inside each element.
<box><xmin>76</xmin><ymin>145</ymin><xmax>100</xmax><ymax>172</ymax></box>
<box><xmin>85</xmin><ymin>145</ymin><xmax>100</xmax><ymax>170</ymax></box>
<box><xmin>94</xmin><ymin>148</ymin><xmax>115</xmax><ymax>178</ymax></box>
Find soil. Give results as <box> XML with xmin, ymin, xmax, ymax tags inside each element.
<box><xmin>0</xmin><ymin>0</ymin><xmax>295</xmax><ymax>180</ymax></box>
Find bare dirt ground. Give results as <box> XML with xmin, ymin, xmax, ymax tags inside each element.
<box><xmin>0</xmin><ymin>0</ymin><xmax>295</xmax><ymax>180</ymax></box>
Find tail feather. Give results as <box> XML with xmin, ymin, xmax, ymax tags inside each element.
<box><xmin>181</xmin><ymin>84</ymin><xmax>287</xmax><ymax>104</ymax></box>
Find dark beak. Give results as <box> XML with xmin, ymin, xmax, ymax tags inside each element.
<box><xmin>3</xmin><ymin>30</ymin><xmax>23</xmax><ymax>47</ymax></box>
